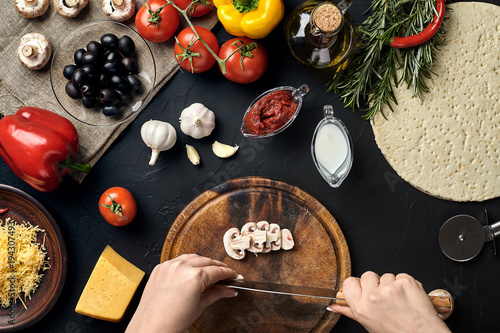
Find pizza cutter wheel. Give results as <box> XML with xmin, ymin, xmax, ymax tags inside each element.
<box><xmin>439</xmin><ymin>210</ymin><xmax>500</xmax><ymax>262</ymax></box>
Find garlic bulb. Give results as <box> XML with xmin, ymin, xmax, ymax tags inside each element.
<box><xmin>141</xmin><ymin>120</ymin><xmax>177</xmax><ymax>165</ymax></box>
<box><xmin>179</xmin><ymin>103</ymin><xmax>215</xmax><ymax>139</ymax></box>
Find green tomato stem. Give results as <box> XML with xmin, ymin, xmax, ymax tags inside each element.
<box><xmin>167</xmin><ymin>0</ymin><xmax>248</xmax><ymax>75</ymax></box>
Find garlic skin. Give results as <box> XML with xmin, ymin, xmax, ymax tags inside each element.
<box><xmin>179</xmin><ymin>103</ymin><xmax>215</xmax><ymax>139</ymax></box>
<box><xmin>141</xmin><ymin>120</ymin><xmax>177</xmax><ymax>166</ymax></box>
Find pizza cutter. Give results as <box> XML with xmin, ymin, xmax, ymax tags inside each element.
<box><xmin>439</xmin><ymin>210</ymin><xmax>500</xmax><ymax>262</ymax></box>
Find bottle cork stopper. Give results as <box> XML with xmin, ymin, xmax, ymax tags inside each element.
<box><xmin>313</xmin><ymin>4</ymin><xmax>342</xmax><ymax>32</ymax></box>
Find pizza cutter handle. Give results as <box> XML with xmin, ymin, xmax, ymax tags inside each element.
<box><xmin>334</xmin><ymin>289</ymin><xmax>454</xmax><ymax>319</ymax></box>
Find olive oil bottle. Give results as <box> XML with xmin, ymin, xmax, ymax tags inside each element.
<box><xmin>284</xmin><ymin>0</ymin><xmax>356</xmax><ymax>71</ymax></box>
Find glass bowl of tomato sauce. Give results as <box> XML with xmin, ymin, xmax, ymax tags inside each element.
<box><xmin>241</xmin><ymin>84</ymin><xmax>310</xmax><ymax>138</ymax></box>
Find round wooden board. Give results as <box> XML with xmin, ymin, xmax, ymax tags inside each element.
<box><xmin>0</xmin><ymin>185</ymin><xmax>67</xmax><ymax>332</ymax></box>
<box><xmin>161</xmin><ymin>177</ymin><xmax>350</xmax><ymax>333</ymax></box>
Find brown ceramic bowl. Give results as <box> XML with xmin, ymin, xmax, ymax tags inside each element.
<box><xmin>0</xmin><ymin>185</ymin><xmax>67</xmax><ymax>332</ymax></box>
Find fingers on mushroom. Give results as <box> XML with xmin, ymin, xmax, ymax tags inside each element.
<box><xmin>15</xmin><ymin>0</ymin><xmax>49</xmax><ymax>18</ymax></box>
<box><xmin>54</xmin><ymin>0</ymin><xmax>88</xmax><ymax>18</ymax></box>
<box><xmin>17</xmin><ymin>33</ymin><xmax>51</xmax><ymax>70</ymax></box>
<box><xmin>223</xmin><ymin>221</ymin><xmax>294</xmax><ymax>260</ymax></box>
<box><xmin>102</xmin><ymin>0</ymin><xmax>135</xmax><ymax>22</ymax></box>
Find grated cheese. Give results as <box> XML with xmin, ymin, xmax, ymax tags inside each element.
<box><xmin>0</xmin><ymin>217</ymin><xmax>50</xmax><ymax>308</ymax></box>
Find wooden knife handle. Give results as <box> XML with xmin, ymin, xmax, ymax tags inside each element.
<box><xmin>335</xmin><ymin>289</ymin><xmax>454</xmax><ymax>320</ymax></box>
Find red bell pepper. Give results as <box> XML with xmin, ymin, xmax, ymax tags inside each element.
<box><xmin>0</xmin><ymin>107</ymin><xmax>90</xmax><ymax>192</ymax></box>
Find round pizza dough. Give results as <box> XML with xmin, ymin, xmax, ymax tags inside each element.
<box><xmin>372</xmin><ymin>2</ymin><xmax>500</xmax><ymax>202</ymax></box>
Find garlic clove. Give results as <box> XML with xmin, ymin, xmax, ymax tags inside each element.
<box><xmin>186</xmin><ymin>144</ymin><xmax>200</xmax><ymax>165</ymax></box>
<box><xmin>212</xmin><ymin>141</ymin><xmax>239</xmax><ymax>158</ymax></box>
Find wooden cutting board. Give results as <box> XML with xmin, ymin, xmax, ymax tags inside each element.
<box><xmin>161</xmin><ymin>177</ymin><xmax>350</xmax><ymax>333</ymax></box>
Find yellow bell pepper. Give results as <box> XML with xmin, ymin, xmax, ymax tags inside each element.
<box><xmin>213</xmin><ymin>0</ymin><xmax>284</xmax><ymax>39</ymax></box>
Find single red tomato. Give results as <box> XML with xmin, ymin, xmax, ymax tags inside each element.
<box><xmin>218</xmin><ymin>38</ymin><xmax>268</xmax><ymax>84</ymax></box>
<box><xmin>98</xmin><ymin>187</ymin><xmax>137</xmax><ymax>226</ymax></box>
<box><xmin>172</xmin><ymin>0</ymin><xmax>214</xmax><ymax>17</ymax></box>
<box><xmin>135</xmin><ymin>0</ymin><xmax>180</xmax><ymax>43</ymax></box>
<box><xmin>174</xmin><ymin>26</ymin><xmax>219</xmax><ymax>73</ymax></box>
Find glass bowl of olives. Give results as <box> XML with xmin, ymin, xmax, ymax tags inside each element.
<box><xmin>50</xmin><ymin>20</ymin><xmax>156</xmax><ymax>126</ymax></box>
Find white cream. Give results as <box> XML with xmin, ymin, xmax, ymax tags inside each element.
<box><xmin>314</xmin><ymin>123</ymin><xmax>348</xmax><ymax>175</ymax></box>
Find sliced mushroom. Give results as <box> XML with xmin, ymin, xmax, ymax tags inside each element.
<box><xmin>256</xmin><ymin>221</ymin><xmax>271</xmax><ymax>253</ymax></box>
<box><xmin>241</xmin><ymin>222</ymin><xmax>257</xmax><ymax>235</ymax></box>
<box><xmin>223</xmin><ymin>228</ymin><xmax>246</xmax><ymax>260</ymax></box>
<box><xmin>54</xmin><ymin>0</ymin><xmax>88</xmax><ymax>18</ymax></box>
<box><xmin>15</xmin><ymin>0</ymin><xmax>49</xmax><ymax>18</ymax></box>
<box><xmin>102</xmin><ymin>0</ymin><xmax>135</xmax><ymax>22</ymax></box>
<box><xmin>241</xmin><ymin>222</ymin><xmax>264</xmax><ymax>253</ymax></box>
<box><xmin>17</xmin><ymin>33</ymin><xmax>51</xmax><ymax>70</ymax></box>
<box><xmin>281</xmin><ymin>229</ymin><xmax>295</xmax><ymax>250</ymax></box>
<box><xmin>268</xmin><ymin>223</ymin><xmax>282</xmax><ymax>251</ymax></box>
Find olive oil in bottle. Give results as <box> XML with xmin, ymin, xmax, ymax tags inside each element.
<box><xmin>284</xmin><ymin>0</ymin><xmax>356</xmax><ymax>71</ymax></box>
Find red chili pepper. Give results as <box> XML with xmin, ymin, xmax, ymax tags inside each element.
<box><xmin>390</xmin><ymin>0</ymin><xmax>445</xmax><ymax>48</ymax></box>
<box><xmin>0</xmin><ymin>208</ymin><xmax>8</xmax><ymax>214</ymax></box>
<box><xmin>0</xmin><ymin>107</ymin><xmax>90</xmax><ymax>192</ymax></box>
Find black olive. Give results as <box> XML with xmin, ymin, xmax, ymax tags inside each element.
<box><xmin>100</xmin><ymin>72</ymin><xmax>110</xmax><ymax>86</ymax></box>
<box><xmin>63</xmin><ymin>64</ymin><xmax>77</xmax><ymax>80</ymax></box>
<box><xmin>81</xmin><ymin>65</ymin><xmax>99</xmax><ymax>84</ymax></box>
<box><xmin>81</xmin><ymin>84</ymin><xmax>98</xmax><ymax>99</ymax></box>
<box><xmin>110</xmin><ymin>75</ymin><xmax>131</xmax><ymax>92</ymax></box>
<box><xmin>103</xmin><ymin>59</ymin><xmax>123</xmax><ymax>75</ymax></box>
<box><xmin>100</xmin><ymin>33</ymin><xmax>119</xmax><ymax>50</ymax></box>
<box><xmin>82</xmin><ymin>51</ymin><xmax>104</xmax><ymax>67</ymax></box>
<box><xmin>127</xmin><ymin>74</ymin><xmax>142</xmax><ymax>93</ymax></box>
<box><xmin>102</xmin><ymin>105</ymin><xmax>121</xmax><ymax>117</ymax></box>
<box><xmin>114</xmin><ymin>89</ymin><xmax>130</xmax><ymax>102</ymax></box>
<box><xmin>99</xmin><ymin>88</ymin><xmax>120</xmax><ymax>106</ymax></box>
<box><xmin>74</xmin><ymin>48</ymin><xmax>86</xmax><ymax>67</ymax></box>
<box><xmin>117</xmin><ymin>35</ymin><xmax>135</xmax><ymax>57</ymax></box>
<box><xmin>82</xmin><ymin>96</ymin><xmax>97</xmax><ymax>109</ymax></box>
<box><xmin>71</xmin><ymin>68</ymin><xmax>86</xmax><ymax>89</ymax></box>
<box><xmin>121</xmin><ymin>57</ymin><xmax>137</xmax><ymax>73</ymax></box>
<box><xmin>65</xmin><ymin>81</ymin><xmax>82</xmax><ymax>99</ymax></box>
<box><xmin>86</xmin><ymin>41</ymin><xmax>104</xmax><ymax>55</ymax></box>
<box><xmin>105</xmin><ymin>50</ymin><xmax>122</xmax><ymax>63</ymax></box>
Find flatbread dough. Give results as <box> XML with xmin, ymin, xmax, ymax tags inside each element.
<box><xmin>372</xmin><ymin>2</ymin><xmax>500</xmax><ymax>202</ymax></box>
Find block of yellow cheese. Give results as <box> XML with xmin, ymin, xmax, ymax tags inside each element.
<box><xmin>75</xmin><ymin>245</ymin><xmax>145</xmax><ymax>322</ymax></box>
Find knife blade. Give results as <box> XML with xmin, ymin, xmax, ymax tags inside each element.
<box><xmin>217</xmin><ymin>279</ymin><xmax>453</xmax><ymax>316</ymax></box>
<box><xmin>218</xmin><ymin>279</ymin><xmax>341</xmax><ymax>300</ymax></box>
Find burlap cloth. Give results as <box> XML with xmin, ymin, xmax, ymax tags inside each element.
<box><xmin>0</xmin><ymin>1</ymin><xmax>218</xmax><ymax>182</ymax></box>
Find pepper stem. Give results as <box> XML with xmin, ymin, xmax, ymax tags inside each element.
<box><xmin>60</xmin><ymin>158</ymin><xmax>91</xmax><ymax>173</ymax></box>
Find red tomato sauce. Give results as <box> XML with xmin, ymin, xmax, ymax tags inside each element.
<box><xmin>244</xmin><ymin>90</ymin><xmax>298</xmax><ymax>135</ymax></box>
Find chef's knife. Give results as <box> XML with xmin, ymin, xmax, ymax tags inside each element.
<box><xmin>218</xmin><ymin>279</ymin><xmax>453</xmax><ymax>316</ymax></box>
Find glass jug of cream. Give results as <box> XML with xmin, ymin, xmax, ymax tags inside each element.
<box><xmin>311</xmin><ymin>105</ymin><xmax>353</xmax><ymax>187</ymax></box>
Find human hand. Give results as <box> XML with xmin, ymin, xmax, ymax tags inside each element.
<box><xmin>327</xmin><ymin>272</ymin><xmax>451</xmax><ymax>333</ymax></box>
<box><xmin>126</xmin><ymin>254</ymin><xmax>238</xmax><ymax>333</ymax></box>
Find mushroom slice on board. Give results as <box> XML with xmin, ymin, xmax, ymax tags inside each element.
<box><xmin>268</xmin><ymin>223</ymin><xmax>282</xmax><ymax>251</ymax></box>
<box><xmin>257</xmin><ymin>221</ymin><xmax>271</xmax><ymax>253</ymax></box>
<box><xmin>54</xmin><ymin>0</ymin><xmax>88</xmax><ymax>18</ymax></box>
<box><xmin>17</xmin><ymin>33</ymin><xmax>51</xmax><ymax>70</ymax></box>
<box><xmin>223</xmin><ymin>228</ymin><xmax>247</xmax><ymax>260</ymax></box>
<box><xmin>241</xmin><ymin>222</ymin><xmax>264</xmax><ymax>253</ymax></box>
<box><xmin>102</xmin><ymin>0</ymin><xmax>135</xmax><ymax>22</ymax></box>
<box><xmin>15</xmin><ymin>0</ymin><xmax>49</xmax><ymax>18</ymax></box>
<box><xmin>281</xmin><ymin>229</ymin><xmax>295</xmax><ymax>250</ymax></box>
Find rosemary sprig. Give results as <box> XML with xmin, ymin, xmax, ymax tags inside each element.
<box><xmin>327</xmin><ymin>0</ymin><xmax>445</xmax><ymax>120</ymax></box>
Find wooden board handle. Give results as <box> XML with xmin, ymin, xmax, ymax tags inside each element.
<box><xmin>335</xmin><ymin>289</ymin><xmax>454</xmax><ymax>320</ymax></box>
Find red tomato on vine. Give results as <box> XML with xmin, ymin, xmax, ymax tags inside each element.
<box><xmin>174</xmin><ymin>26</ymin><xmax>219</xmax><ymax>73</ymax></box>
<box><xmin>218</xmin><ymin>38</ymin><xmax>268</xmax><ymax>84</ymax></box>
<box><xmin>172</xmin><ymin>0</ymin><xmax>214</xmax><ymax>17</ymax></box>
<box><xmin>136</xmin><ymin>0</ymin><xmax>180</xmax><ymax>43</ymax></box>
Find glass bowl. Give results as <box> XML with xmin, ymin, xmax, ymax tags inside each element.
<box><xmin>311</xmin><ymin>105</ymin><xmax>353</xmax><ymax>187</ymax></box>
<box><xmin>241</xmin><ymin>84</ymin><xmax>310</xmax><ymax>138</ymax></box>
<box><xmin>50</xmin><ymin>20</ymin><xmax>156</xmax><ymax>126</ymax></box>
